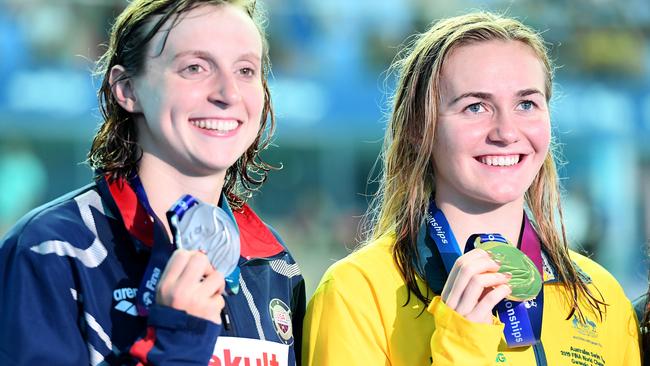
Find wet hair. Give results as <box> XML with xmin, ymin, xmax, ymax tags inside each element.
<box><xmin>364</xmin><ymin>11</ymin><xmax>605</xmax><ymax>320</ymax></box>
<box><xmin>89</xmin><ymin>0</ymin><xmax>275</xmax><ymax>208</ymax></box>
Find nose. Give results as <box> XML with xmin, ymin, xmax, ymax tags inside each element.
<box><xmin>208</xmin><ymin>73</ymin><xmax>242</xmax><ymax>107</ymax></box>
<box><xmin>487</xmin><ymin>110</ymin><xmax>520</xmax><ymax>145</ymax></box>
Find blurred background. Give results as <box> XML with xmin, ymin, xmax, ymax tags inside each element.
<box><xmin>1</xmin><ymin>0</ymin><xmax>649</xmax><ymax>299</ymax></box>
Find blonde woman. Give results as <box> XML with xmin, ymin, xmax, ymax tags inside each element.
<box><xmin>303</xmin><ymin>12</ymin><xmax>640</xmax><ymax>366</ymax></box>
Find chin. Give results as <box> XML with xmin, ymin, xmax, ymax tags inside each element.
<box><xmin>485</xmin><ymin>192</ymin><xmax>526</xmax><ymax>206</ymax></box>
<box><xmin>471</xmin><ymin>186</ymin><xmax>526</xmax><ymax>206</ymax></box>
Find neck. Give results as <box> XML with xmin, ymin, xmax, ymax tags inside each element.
<box><xmin>138</xmin><ymin>153</ymin><xmax>226</xmax><ymax>237</ymax></box>
<box><xmin>435</xmin><ymin>194</ymin><xmax>525</xmax><ymax>252</ymax></box>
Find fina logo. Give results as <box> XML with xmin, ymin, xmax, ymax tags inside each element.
<box><xmin>425</xmin><ymin>213</ymin><xmax>448</xmax><ymax>244</ymax></box>
<box><xmin>142</xmin><ymin>267</ymin><xmax>161</xmax><ymax>307</ymax></box>
<box><xmin>146</xmin><ymin>267</ymin><xmax>161</xmax><ymax>291</ymax></box>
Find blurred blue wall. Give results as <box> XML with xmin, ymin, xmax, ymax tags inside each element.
<box><xmin>1</xmin><ymin>0</ymin><xmax>649</xmax><ymax>298</ymax></box>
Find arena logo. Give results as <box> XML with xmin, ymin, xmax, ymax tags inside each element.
<box><xmin>113</xmin><ymin>287</ymin><xmax>138</xmax><ymax>316</ymax></box>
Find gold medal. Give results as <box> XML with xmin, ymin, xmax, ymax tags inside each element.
<box><xmin>474</xmin><ymin>237</ymin><xmax>542</xmax><ymax>302</ymax></box>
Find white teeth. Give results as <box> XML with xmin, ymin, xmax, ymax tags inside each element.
<box><xmin>479</xmin><ymin>155</ymin><xmax>520</xmax><ymax>167</ymax></box>
<box><xmin>190</xmin><ymin>119</ymin><xmax>238</xmax><ymax>132</ymax></box>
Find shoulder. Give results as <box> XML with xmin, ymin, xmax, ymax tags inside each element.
<box><xmin>316</xmin><ymin>235</ymin><xmax>400</xmax><ymax>296</ymax></box>
<box><xmin>568</xmin><ymin>250</ymin><xmax>634</xmax><ymax>313</ymax></box>
<box><xmin>233</xmin><ymin>202</ymin><xmax>292</xmax><ymax>260</ymax></box>
<box><xmin>568</xmin><ymin>250</ymin><xmax>625</xmax><ymax>295</ymax></box>
<box><xmin>0</xmin><ymin>184</ymin><xmax>103</xmax><ymax>291</ymax></box>
<box><xmin>1</xmin><ymin>183</ymin><xmax>100</xmax><ymax>251</ymax></box>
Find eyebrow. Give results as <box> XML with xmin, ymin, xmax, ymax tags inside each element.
<box><xmin>448</xmin><ymin>88</ymin><xmax>545</xmax><ymax>106</ymax></box>
<box><xmin>173</xmin><ymin>50</ymin><xmax>262</xmax><ymax>63</ymax></box>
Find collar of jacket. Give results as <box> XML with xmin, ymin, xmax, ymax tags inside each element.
<box><xmin>96</xmin><ymin>173</ymin><xmax>285</xmax><ymax>259</ymax></box>
<box><xmin>413</xmin><ymin>223</ymin><xmax>591</xmax><ymax>294</ymax></box>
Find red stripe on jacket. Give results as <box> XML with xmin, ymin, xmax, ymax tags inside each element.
<box><xmin>130</xmin><ymin>326</ymin><xmax>156</xmax><ymax>365</ymax></box>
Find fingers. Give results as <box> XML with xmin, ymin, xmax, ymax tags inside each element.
<box><xmin>465</xmin><ymin>284</ymin><xmax>512</xmax><ymax>324</ymax></box>
<box><xmin>156</xmin><ymin>249</ymin><xmax>226</xmax><ymax>324</ymax></box>
<box><xmin>175</xmin><ymin>251</ymin><xmax>215</xmax><ymax>290</ymax></box>
<box><xmin>199</xmin><ymin>270</ymin><xmax>226</xmax><ymax>297</ymax></box>
<box><xmin>442</xmin><ymin>249</ymin><xmax>500</xmax><ymax>308</ymax></box>
<box><xmin>441</xmin><ymin>249</ymin><xmax>511</xmax><ymax>324</ymax></box>
<box><xmin>157</xmin><ymin>249</ymin><xmax>192</xmax><ymax>292</ymax></box>
<box><xmin>454</xmin><ymin>272</ymin><xmax>511</xmax><ymax>316</ymax></box>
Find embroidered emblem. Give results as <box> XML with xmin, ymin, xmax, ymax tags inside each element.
<box><xmin>269</xmin><ymin>298</ymin><xmax>293</xmax><ymax>344</ymax></box>
<box><xmin>571</xmin><ymin>314</ymin><xmax>598</xmax><ymax>338</ymax></box>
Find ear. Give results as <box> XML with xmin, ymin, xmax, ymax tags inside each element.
<box><xmin>109</xmin><ymin>65</ymin><xmax>141</xmax><ymax>113</ymax></box>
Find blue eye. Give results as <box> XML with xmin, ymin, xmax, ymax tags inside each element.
<box><xmin>518</xmin><ymin>100</ymin><xmax>534</xmax><ymax>111</ymax></box>
<box><xmin>466</xmin><ymin>103</ymin><xmax>485</xmax><ymax>113</ymax></box>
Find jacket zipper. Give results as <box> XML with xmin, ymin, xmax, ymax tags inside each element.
<box><xmin>222</xmin><ymin>294</ymin><xmax>239</xmax><ymax>336</ymax></box>
<box><xmin>221</xmin><ymin>299</ymin><xmax>232</xmax><ymax>332</ymax></box>
<box><xmin>533</xmin><ymin>341</ymin><xmax>548</xmax><ymax>366</ymax></box>
<box><xmin>220</xmin><ymin>251</ymin><xmax>289</xmax><ymax>337</ymax></box>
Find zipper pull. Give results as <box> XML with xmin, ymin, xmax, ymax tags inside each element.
<box><xmin>221</xmin><ymin>305</ymin><xmax>231</xmax><ymax>331</ymax></box>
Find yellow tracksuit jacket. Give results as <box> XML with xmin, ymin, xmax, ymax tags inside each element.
<box><xmin>302</xmin><ymin>234</ymin><xmax>640</xmax><ymax>366</ymax></box>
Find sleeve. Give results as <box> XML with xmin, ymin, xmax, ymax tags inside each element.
<box><xmin>0</xmin><ymin>228</ymin><xmax>220</xmax><ymax>366</ymax></box>
<box><xmin>130</xmin><ymin>305</ymin><xmax>221</xmax><ymax>366</ymax></box>
<box><xmin>302</xmin><ymin>262</ymin><xmax>505</xmax><ymax>366</ymax></box>
<box><xmin>0</xmin><ymin>234</ymin><xmax>91</xmax><ymax>365</ymax></box>
<box><xmin>427</xmin><ymin>296</ymin><xmax>504</xmax><ymax>366</ymax></box>
<box><xmin>302</xmin><ymin>268</ymin><xmax>390</xmax><ymax>366</ymax></box>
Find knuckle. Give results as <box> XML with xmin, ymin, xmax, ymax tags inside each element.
<box><xmin>468</xmin><ymin>276</ymin><xmax>483</xmax><ymax>289</ymax></box>
<box><xmin>195</xmin><ymin>252</ymin><xmax>212</xmax><ymax>268</ymax></box>
<box><xmin>174</xmin><ymin>249</ymin><xmax>190</xmax><ymax>260</ymax></box>
<box><xmin>474</xmin><ymin>248</ymin><xmax>490</xmax><ymax>257</ymax></box>
<box><xmin>209</xmin><ymin>271</ymin><xmax>226</xmax><ymax>287</ymax></box>
<box><xmin>216</xmin><ymin>273</ymin><xmax>226</xmax><ymax>285</ymax></box>
<box><xmin>156</xmin><ymin>280</ymin><xmax>168</xmax><ymax>295</ymax></box>
<box><xmin>457</xmin><ymin>260</ymin><xmax>471</xmax><ymax>275</ymax></box>
<box><xmin>456</xmin><ymin>255</ymin><xmax>468</xmax><ymax>268</ymax></box>
<box><xmin>170</xmin><ymin>297</ymin><xmax>187</xmax><ymax>309</ymax></box>
<box><xmin>486</xmin><ymin>288</ymin><xmax>507</xmax><ymax>303</ymax></box>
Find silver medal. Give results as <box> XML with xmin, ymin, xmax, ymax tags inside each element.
<box><xmin>175</xmin><ymin>203</ymin><xmax>240</xmax><ymax>276</ymax></box>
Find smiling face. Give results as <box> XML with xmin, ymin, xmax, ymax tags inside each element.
<box><xmin>432</xmin><ymin>40</ymin><xmax>551</xmax><ymax>210</ymax></box>
<box><xmin>129</xmin><ymin>3</ymin><xmax>264</xmax><ymax>179</ymax></box>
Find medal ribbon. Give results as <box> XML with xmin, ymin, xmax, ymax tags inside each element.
<box><xmin>122</xmin><ymin>176</ymin><xmax>178</xmax><ymax>316</ymax></box>
<box><xmin>425</xmin><ymin>199</ymin><xmax>544</xmax><ymax>347</ymax></box>
<box><xmin>106</xmin><ymin>176</ymin><xmax>242</xmax><ymax>317</ymax></box>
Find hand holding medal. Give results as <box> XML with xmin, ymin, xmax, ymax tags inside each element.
<box><xmin>473</xmin><ymin>234</ymin><xmax>542</xmax><ymax>302</ymax></box>
<box><xmin>153</xmin><ymin>195</ymin><xmax>242</xmax><ymax>324</ymax></box>
<box><xmin>167</xmin><ymin>195</ymin><xmax>242</xmax><ymax>294</ymax></box>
